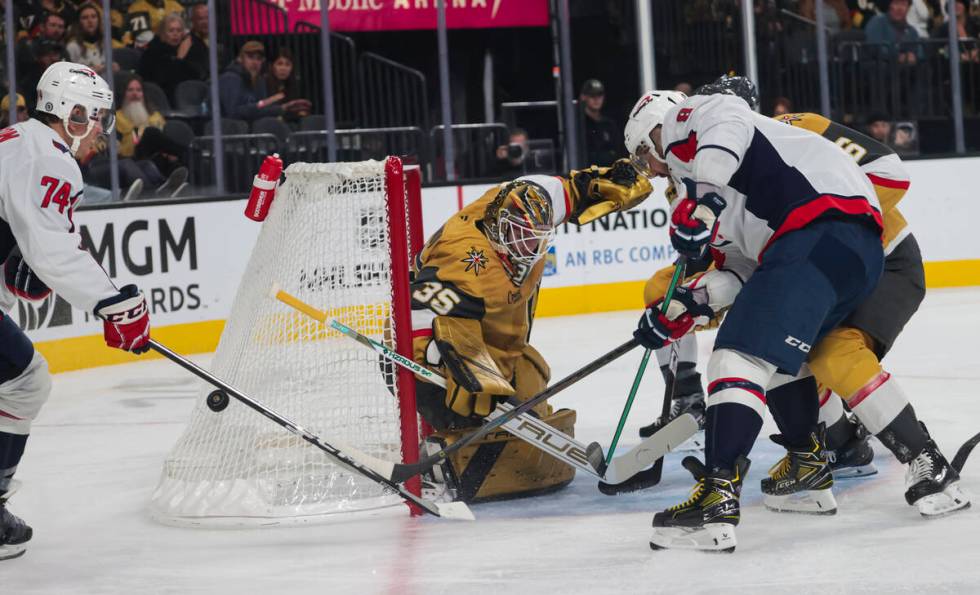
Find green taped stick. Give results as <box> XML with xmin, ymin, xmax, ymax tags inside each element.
<box><xmin>603</xmin><ymin>257</ymin><xmax>689</xmax><ymax>465</ymax></box>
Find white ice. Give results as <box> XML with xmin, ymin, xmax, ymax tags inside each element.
<box><xmin>5</xmin><ymin>288</ymin><xmax>980</xmax><ymax>594</ymax></box>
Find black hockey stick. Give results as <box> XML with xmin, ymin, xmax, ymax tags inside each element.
<box><xmin>148</xmin><ymin>340</ymin><xmax>474</xmax><ymax>520</ymax></box>
<box><xmin>598</xmin><ymin>256</ymin><xmax>689</xmax><ymax>495</ymax></box>
<box><xmin>386</xmin><ymin>338</ymin><xmax>642</xmax><ymax>483</ymax></box>
<box><xmin>952</xmin><ymin>430</ymin><xmax>980</xmax><ymax>473</ymax></box>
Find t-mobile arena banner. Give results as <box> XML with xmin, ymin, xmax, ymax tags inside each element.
<box><xmin>233</xmin><ymin>0</ymin><xmax>549</xmax><ymax>34</ymax></box>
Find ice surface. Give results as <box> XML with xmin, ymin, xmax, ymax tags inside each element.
<box><xmin>5</xmin><ymin>288</ymin><xmax>980</xmax><ymax>594</ymax></box>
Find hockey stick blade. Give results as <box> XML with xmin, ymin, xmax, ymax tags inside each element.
<box><xmin>148</xmin><ymin>340</ymin><xmax>474</xmax><ymax>521</ymax></box>
<box><xmin>598</xmin><ymin>413</ymin><xmax>699</xmax><ymax>494</ymax></box>
<box><xmin>388</xmin><ymin>338</ymin><xmax>642</xmax><ymax>483</ymax></box>
<box><xmin>952</xmin><ymin>430</ymin><xmax>980</xmax><ymax>473</ymax></box>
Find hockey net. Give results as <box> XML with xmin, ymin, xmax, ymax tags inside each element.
<box><xmin>149</xmin><ymin>157</ymin><xmax>423</xmax><ymax>526</ymax></box>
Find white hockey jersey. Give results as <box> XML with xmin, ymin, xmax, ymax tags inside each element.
<box><xmin>662</xmin><ymin>94</ymin><xmax>883</xmax><ymax>268</ymax></box>
<box><xmin>0</xmin><ymin>119</ymin><xmax>117</xmax><ymax>314</ymax></box>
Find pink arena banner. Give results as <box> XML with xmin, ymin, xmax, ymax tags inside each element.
<box><xmin>233</xmin><ymin>0</ymin><xmax>550</xmax><ymax>34</ymax></box>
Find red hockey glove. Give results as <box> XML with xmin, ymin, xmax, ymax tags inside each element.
<box><xmin>633</xmin><ymin>285</ymin><xmax>716</xmax><ymax>350</ymax></box>
<box><xmin>3</xmin><ymin>246</ymin><xmax>51</xmax><ymax>301</ymax></box>
<box><xmin>670</xmin><ymin>192</ymin><xmax>726</xmax><ymax>259</ymax></box>
<box><xmin>95</xmin><ymin>285</ymin><xmax>151</xmax><ymax>354</ymax></box>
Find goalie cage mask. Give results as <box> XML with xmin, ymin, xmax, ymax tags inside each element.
<box><xmin>483</xmin><ymin>180</ymin><xmax>556</xmax><ymax>267</ymax></box>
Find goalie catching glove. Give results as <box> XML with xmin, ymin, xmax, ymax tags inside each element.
<box><xmin>566</xmin><ymin>159</ymin><xmax>654</xmax><ymax>225</ymax></box>
<box><xmin>634</xmin><ymin>284</ymin><xmax>716</xmax><ymax>350</ymax></box>
<box><xmin>95</xmin><ymin>284</ymin><xmax>151</xmax><ymax>354</ymax></box>
<box><xmin>428</xmin><ymin>317</ymin><xmax>515</xmax><ymax>418</ymax></box>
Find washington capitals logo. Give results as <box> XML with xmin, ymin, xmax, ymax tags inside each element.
<box><xmin>461</xmin><ymin>247</ymin><xmax>488</xmax><ymax>276</ymax></box>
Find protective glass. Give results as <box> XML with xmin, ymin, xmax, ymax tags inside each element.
<box><xmin>497</xmin><ymin>208</ymin><xmax>555</xmax><ymax>265</ymax></box>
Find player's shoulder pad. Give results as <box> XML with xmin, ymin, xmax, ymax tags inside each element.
<box><xmin>773</xmin><ymin>112</ymin><xmax>831</xmax><ymax>135</ymax></box>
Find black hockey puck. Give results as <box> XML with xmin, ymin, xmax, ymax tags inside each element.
<box><xmin>206</xmin><ymin>390</ymin><xmax>230</xmax><ymax>412</ymax></box>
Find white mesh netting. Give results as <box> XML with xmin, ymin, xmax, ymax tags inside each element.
<box><xmin>149</xmin><ymin>159</ymin><xmax>412</xmax><ymax>526</ymax></box>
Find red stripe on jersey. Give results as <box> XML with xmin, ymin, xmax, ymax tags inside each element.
<box><xmin>707</xmin><ymin>377</ymin><xmax>766</xmax><ymax>404</ymax></box>
<box><xmin>554</xmin><ymin>176</ymin><xmax>572</xmax><ymax>223</ymax></box>
<box><xmin>866</xmin><ymin>173</ymin><xmax>910</xmax><ymax>190</ymax></box>
<box><xmin>0</xmin><ymin>409</ymin><xmax>24</xmax><ymax>421</ymax></box>
<box><xmin>846</xmin><ymin>371</ymin><xmax>891</xmax><ymax>409</ymax></box>
<box><xmin>759</xmin><ymin>194</ymin><xmax>884</xmax><ymax>262</ymax></box>
<box><xmin>818</xmin><ymin>388</ymin><xmax>832</xmax><ymax>407</ymax></box>
<box><xmin>667</xmin><ymin>131</ymin><xmax>698</xmax><ymax>163</ymax></box>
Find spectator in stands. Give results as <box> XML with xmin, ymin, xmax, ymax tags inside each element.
<box><xmin>909</xmin><ymin>0</ymin><xmax>945</xmax><ymax>37</ymax></box>
<box><xmin>578</xmin><ymin>78</ymin><xmax>622</xmax><ymax>166</ymax></box>
<box><xmin>189</xmin><ymin>2</ymin><xmax>209</xmax><ymax>45</ymax></box>
<box><xmin>37</xmin><ymin>0</ymin><xmax>76</xmax><ymax>30</ymax></box>
<box><xmin>138</xmin><ymin>12</ymin><xmax>207</xmax><ymax>103</ymax></box>
<box><xmin>772</xmin><ymin>96</ymin><xmax>794</xmax><ymax>115</ymax></box>
<box><xmin>800</xmin><ymin>0</ymin><xmax>852</xmax><ymax>34</ymax></box>
<box><xmin>264</xmin><ymin>47</ymin><xmax>313</xmax><ymax>122</ymax></box>
<box><xmin>493</xmin><ymin>127</ymin><xmax>531</xmax><ymax>178</ymax></box>
<box><xmin>66</xmin><ymin>2</ymin><xmax>121</xmax><ymax>76</ymax></box>
<box><xmin>17</xmin><ymin>39</ymin><xmax>64</xmax><ymax>107</ymax></box>
<box><xmin>15</xmin><ymin>12</ymin><xmax>68</xmax><ymax>76</ymax></box>
<box><xmin>849</xmin><ymin>0</ymin><xmax>882</xmax><ymax>29</ymax></box>
<box><xmin>126</xmin><ymin>0</ymin><xmax>186</xmax><ymax>39</ymax></box>
<box><xmin>865</xmin><ymin>112</ymin><xmax>893</xmax><ymax>144</ymax></box>
<box><xmin>931</xmin><ymin>0</ymin><xmax>978</xmax><ymax>59</ymax></box>
<box><xmin>115</xmin><ymin>72</ymin><xmax>189</xmax><ymax>179</ymax></box>
<box><xmin>220</xmin><ymin>41</ymin><xmax>299</xmax><ymax>122</ymax></box>
<box><xmin>865</xmin><ymin>0</ymin><xmax>924</xmax><ymax>64</ymax></box>
<box><xmin>0</xmin><ymin>93</ymin><xmax>28</xmax><ymax>128</ymax></box>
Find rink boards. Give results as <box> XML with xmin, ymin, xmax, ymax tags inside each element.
<box><xmin>18</xmin><ymin>155</ymin><xmax>980</xmax><ymax>372</ymax></box>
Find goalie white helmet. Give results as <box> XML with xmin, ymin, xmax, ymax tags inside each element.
<box><xmin>35</xmin><ymin>61</ymin><xmax>115</xmax><ymax>155</ymax></box>
<box><xmin>623</xmin><ymin>90</ymin><xmax>686</xmax><ymax>174</ymax></box>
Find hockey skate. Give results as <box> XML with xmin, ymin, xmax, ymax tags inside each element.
<box><xmin>419</xmin><ymin>436</ymin><xmax>459</xmax><ymax>504</ymax></box>
<box><xmin>904</xmin><ymin>426</ymin><xmax>970</xmax><ymax>518</ymax></box>
<box><xmin>762</xmin><ymin>430</ymin><xmax>837</xmax><ymax>515</ymax></box>
<box><xmin>829</xmin><ymin>419</ymin><xmax>877</xmax><ymax>479</ymax></box>
<box><xmin>0</xmin><ymin>481</ymin><xmax>32</xmax><ymax>561</ymax></box>
<box><xmin>639</xmin><ymin>367</ymin><xmax>705</xmax><ymax>451</ymax></box>
<box><xmin>649</xmin><ymin>456</ymin><xmax>749</xmax><ymax>553</ymax></box>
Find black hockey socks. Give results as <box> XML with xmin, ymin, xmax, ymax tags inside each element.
<box><xmin>705</xmin><ymin>402</ymin><xmax>762</xmax><ymax>472</ymax></box>
<box><xmin>766</xmin><ymin>376</ymin><xmax>820</xmax><ymax>448</ymax></box>
<box><xmin>0</xmin><ymin>432</ymin><xmax>27</xmax><ymax>495</ymax></box>
<box><xmin>876</xmin><ymin>404</ymin><xmax>928</xmax><ymax>463</ymax></box>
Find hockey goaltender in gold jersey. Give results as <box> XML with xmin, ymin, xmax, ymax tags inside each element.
<box><xmin>409</xmin><ymin>160</ymin><xmax>652</xmax><ymax>502</ymax></box>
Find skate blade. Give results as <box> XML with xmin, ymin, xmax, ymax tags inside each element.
<box><xmin>764</xmin><ymin>489</ymin><xmax>837</xmax><ymax>515</ymax></box>
<box><xmin>831</xmin><ymin>463</ymin><xmax>878</xmax><ymax>479</ymax></box>
<box><xmin>649</xmin><ymin>523</ymin><xmax>736</xmax><ymax>553</ymax></box>
<box><xmin>916</xmin><ymin>483</ymin><xmax>972</xmax><ymax>518</ymax></box>
<box><xmin>0</xmin><ymin>543</ymin><xmax>27</xmax><ymax>561</ymax></box>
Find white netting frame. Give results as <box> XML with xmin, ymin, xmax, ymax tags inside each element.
<box><xmin>149</xmin><ymin>158</ymin><xmax>418</xmax><ymax>527</ymax></box>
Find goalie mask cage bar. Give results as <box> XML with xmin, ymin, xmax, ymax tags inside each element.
<box><xmin>150</xmin><ymin>157</ymin><xmax>425</xmax><ymax>526</ymax></box>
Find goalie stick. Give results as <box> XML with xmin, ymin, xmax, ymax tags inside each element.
<box><xmin>272</xmin><ymin>285</ymin><xmax>640</xmax><ymax>483</ymax></box>
<box><xmin>274</xmin><ymin>286</ymin><xmax>687</xmax><ymax>481</ymax></box>
<box><xmin>147</xmin><ymin>339</ymin><xmax>475</xmax><ymax>521</ymax></box>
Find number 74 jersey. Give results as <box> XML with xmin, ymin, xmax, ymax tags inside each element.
<box><xmin>0</xmin><ymin>119</ymin><xmax>117</xmax><ymax>314</ymax></box>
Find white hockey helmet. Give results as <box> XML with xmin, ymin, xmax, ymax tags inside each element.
<box><xmin>35</xmin><ymin>61</ymin><xmax>115</xmax><ymax>155</ymax></box>
<box><xmin>623</xmin><ymin>90</ymin><xmax>687</xmax><ymax>174</ymax></box>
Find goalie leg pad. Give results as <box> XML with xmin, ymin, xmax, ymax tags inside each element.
<box><xmin>433</xmin><ymin>407</ymin><xmax>577</xmax><ymax>502</ymax></box>
<box><xmin>511</xmin><ymin>344</ymin><xmax>552</xmax><ymax>418</ymax></box>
